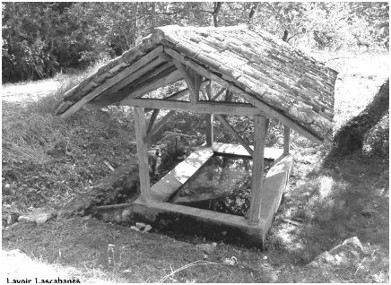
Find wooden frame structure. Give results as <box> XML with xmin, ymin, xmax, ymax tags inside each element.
<box><xmin>55</xmin><ymin>25</ymin><xmax>337</xmax><ymax>244</ymax></box>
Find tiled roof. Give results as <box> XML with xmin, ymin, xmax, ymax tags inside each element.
<box><xmin>55</xmin><ymin>25</ymin><xmax>338</xmax><ymax>142</ymax></box>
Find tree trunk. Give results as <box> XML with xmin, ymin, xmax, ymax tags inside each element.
<box><xmin>58</xmin><ymin>161</ymin><xmax>140</xmax><ymax>217</ymax></box>
<box><xmin>332</xmin><ymin>79</ymin><xmax>389</xmax><ymax>155</ymax></box>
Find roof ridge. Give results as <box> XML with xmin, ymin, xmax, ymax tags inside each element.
<box><xmin>155</xmin><ymin>24</ymin><xmax>248</xmax><ymax>34</ymax></box>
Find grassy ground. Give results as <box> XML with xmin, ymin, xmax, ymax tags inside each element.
<box><xmin>2</xmin><ymin>51</ymin><xmax>389</xmax><ymax>283</ymax></box>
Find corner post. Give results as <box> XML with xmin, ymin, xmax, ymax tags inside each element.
<box><xmin>134</xmin><ymin>107</ymin><xmax>151</xmax><ymax>202</ymax></box>
<box><xmin>248</xmin><ymin>115</ymin><xmax>269</xmax><ymax>224</ymax></box>
<box><xmin>205</xmin><ymin>82</ymin><xmax>214</xmax><ymax>146</ymax></box>
<box><xmin>284</xmin><ymin>125</ymin><xmax>290</xmax><ymax>155</ymax></box>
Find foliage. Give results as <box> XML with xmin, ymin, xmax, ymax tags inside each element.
<box><xmin>2</xmin><ymin>2</ymin><xmax>389</xmax><ymax>83</ymax></box>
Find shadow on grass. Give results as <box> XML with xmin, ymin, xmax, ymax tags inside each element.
<box><xmin>271</xmin><ymin>146</ymin><xmax>388</xmax><ymax>281</ymax></box>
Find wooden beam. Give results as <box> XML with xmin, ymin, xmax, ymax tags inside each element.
<box><xmin>174</xmin><ymin>61</ymin><xmax>202</xmax><ymax>105</ymax></box>
<box><xmin>125</xmin><ymin>61</ymin><xmax>176</xmax><ymax>92</ymax></box>
<box><xmin>248</xmin><ymin>115</ymin><xmax>269</xmax><ymax>225</ymax></box>
<box><xmin>205</xmin><ymin>82</ymin><xmax>214</xmax><ymax>146</ymax></box>
<box><xmin>212</xmin><ymin>87</ymin><xmax>226</xmax><ymax>101</ymax></box>
<box><xmin>104</xmin><ymin>55</ymin><xmax>168</xmax><ymax>96</ymax></box>
<box><xmin>124</xmin><ymin>98</ymin><xmax>263</xmax><ymax>116</ymax></box>
<box><xmin>284</xmin><ymin>125</ymin><xmax>291</xmax><ymax>155</ymax></box>
<box><xmin>61</xmin><ymin>46</ymin><xmax>164</xmax><ymax>119</ymax></box>
<box><xmin>164</xmin><ymin>47</ymin><xmax>323</xmax><ymax>143</ymax></box>
<box><xmin>134</xmin><ymin>107</ymin><xmax>151</xmax><ymax>202</ymax></box>
<box><xmin>215</xmin><ymin>114</ymin><xmax>253</xmax><ymax>156</ymax></box>
<box><xmin>144</xmin><ymin>111</ymin><xmax>176</xmax><ymax>144</ymax></box>
<box><xmin>120</xmin><ymin>69</ymin><xmax>183</xmax><ymax>103</ymax></box>
<box><xmin>147</xmin><ymin>109</ymin><xmax>160</xmax><ymax>134</ymax></box>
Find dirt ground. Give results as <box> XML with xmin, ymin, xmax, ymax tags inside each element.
<box><xmin>2</xmin><ymin>52</ymin><xmax>389</xmax><ymax>283</ymax></box>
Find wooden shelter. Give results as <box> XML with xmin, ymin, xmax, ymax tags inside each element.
<box><xmin>55</xmin><ymin>25</ymin><xmax>337</xmax><ymax>244</ymax></box>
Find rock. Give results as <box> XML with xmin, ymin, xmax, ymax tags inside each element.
<box><xmin>18</xmin><ymin>208</ymin><xmax>54</xmax><ymax>225</ymax></box>
<box><xmin>82</xmin><ymin>215</ymin><xmax>92</xmax><ymax>221</ymax></box>
<box><xmin>18</xmin><ymin>216</ymin><xmax>34</xmax><ymax>223</ymax></box>
<box><xmin>6</xmin><ymin>213</ymin><xmax>19</xmax><ymax>226</ymax></box>
<box><xmin>223</xmin><ymin>256</ymin><xmax>237</xmax><ymax>266</ymax></box>
<box><xmin>135</xmin><ymin>222</ymin><xmax>146</xmax><ymax>229</ymax></box>
<box><xmin>143</xmin><ymin>224</ymin><xmax>152</xmax><ymax>233</ymax></box>
<box><xmin>196</xmin><ymin>243</ymin><xmax>217</xmax><ymax>254</ymax></box>
<box><xmin>308</xmin><ymin>236</ymin><xmax>365</xmax><ymax>268</ymax></box>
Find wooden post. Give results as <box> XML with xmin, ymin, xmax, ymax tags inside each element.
<box><xmin>134</xmin><ymin>107</ymin><xmax>151</xmax><ymax>202</ymax></box>
<box><xmin>173</xmin><ymin>61</ymin><xmax>202</xmax><ymax>105</ymax></box>
<box><xmin>205</xmin><ymin>82</ymin><xmax>214</xmax><ymax>146</ymax></box>
<box><xmin>284</xmin><ymin>125</ymin><xmax>290</xmax><ymax>155</ymax></box>
<box><xmin>248</xmin><ymin>115</ymin><xmax>269</xmax><ymax>225</ymax></box>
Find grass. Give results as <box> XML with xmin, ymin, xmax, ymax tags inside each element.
<box><xmin>2</xmin><ymin>51</ymin><xmax>389</xmax><ymax>282</ymax></box>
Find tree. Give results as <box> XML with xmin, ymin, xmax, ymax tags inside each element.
<box><xmin>332</xmin><ymin>79</ymin><xmax>389</xmax><ymax>156</ymax></box>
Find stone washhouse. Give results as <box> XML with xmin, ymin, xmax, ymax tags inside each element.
<box><xmin>55</xmin><ymin>25</ymin><xmax>337</xmax><ymax>245</ymax></box>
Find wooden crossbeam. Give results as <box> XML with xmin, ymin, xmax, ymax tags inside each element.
<box><xmin>61</xmin><ymin>46</ymin><xmax>164</xmax><ymax>119</ymax></box>
<box><xmin>125</xmin><ymin>98</ymin><xmax>263</xmax><ymax>116</ymax></box>
<box><xmin>164</xmin><ymin>47</ymin><xmax>322</xmax><ymax>143</ymax></box>
<box><xmin>215</xmin><ymin>114</ymin><xmax>253</xmax><ymax>156</ymax></box>
<box><xmin>248</xmin><ymin>115</ymin><xmax>269</xmax><ymax>224</ymax></box>
<box><xmin>134</xmin><ymin>107</ymin><xmax>151</xmax><ymax>202</ymax></box>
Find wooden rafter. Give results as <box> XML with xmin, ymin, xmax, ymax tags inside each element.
<box><xmin>215</xmin><ymin>114</ymin><xmax>253</xmax><ymax>156</ymax></box>
<box><xmin>120</xmin><ymin>69</ymin><xmax>183</xmax><ymax>103</ymax></box>
<box><xmin>164</xmin><ymin>47</ymin><xmax>323</xmax><ymax>143</ymax></box>
<box><xmin>102</xmin><ymin>54</ymin><xmax>169</xmax><ymax>97</ymax></box>
<box><xmin>60</xmin><ymin>46</ymin><xmax>164</xmax><ymax>119</ymax></box>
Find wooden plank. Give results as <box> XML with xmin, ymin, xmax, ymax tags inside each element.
<box><xmin>164</xmin><ymin>47</ymin><xmax>323</xmax><ymax>143</ymax></box>
<box><xmin>121</xmin><ymin>69</ymin><xmax>183</xmax><ymax>102</ymax></box>
<box><xmin>215</xmin><ymin>114</ymin><xmax>253</xmax><ymax>156</ymax></box>
<box><xmin>125</xmin><ymin>99</ymin><xmax>262</xmax><ymax>116</ymax></box>
<box><xmin>211</xmin><ymin>142</ymin><xmax>283</xmax><ymax>160</ymax></box>
<box><xmin>61</xmin><ymin>46</ymin><xmax>164</xmax><ymax>119</ymax></box>
<box><xmin>134</xmin><ymin>107</ymin><xmax>151</xmax><ymax>202</ymax></box>
<box><xmin>150</xmin><ymin>147</ymin><xmax>214</xmax><ymax>201</ymax></box>
<box><xmin>284</xmin><ymin>125</ymin><xmax>291</xmax><ymax>155</ymax></box>
<box><xmin>144</xmin><ymin>110</ymin><xmax>175</xmax><ymax>144</ymax></box>
<box><xmin>248</xmin><ymin>115</ymin><xmax>269</xmax><ymax>224</ymax></box>
<box><xmin>205</xmin><ymin>82</ymin><xmax>213</xmax><ymax>146</ymax></box>
<box><xmin>147</xmin><ymin>109</ymin><xmax>160</xmax><ymax>134</ymax></box>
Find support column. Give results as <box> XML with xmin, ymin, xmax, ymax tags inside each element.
<box><xmin>284</xmin><ymin>125</ymin><xmax>291</xmax><ymax>155</ymax></box>
<box><xmin>134</xmin><ymin>107</ymin><xmax>151</xmax><ymax>202</ymax></box>
<box><xmin>248</xmin><ymin>115</ymin><xmax>269</xmax><ymax>225</ymax></box>
<box><xmin>205</xmin><ymin>82</ymin><xmax>214</xmax><ymax>146</ymax></box>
